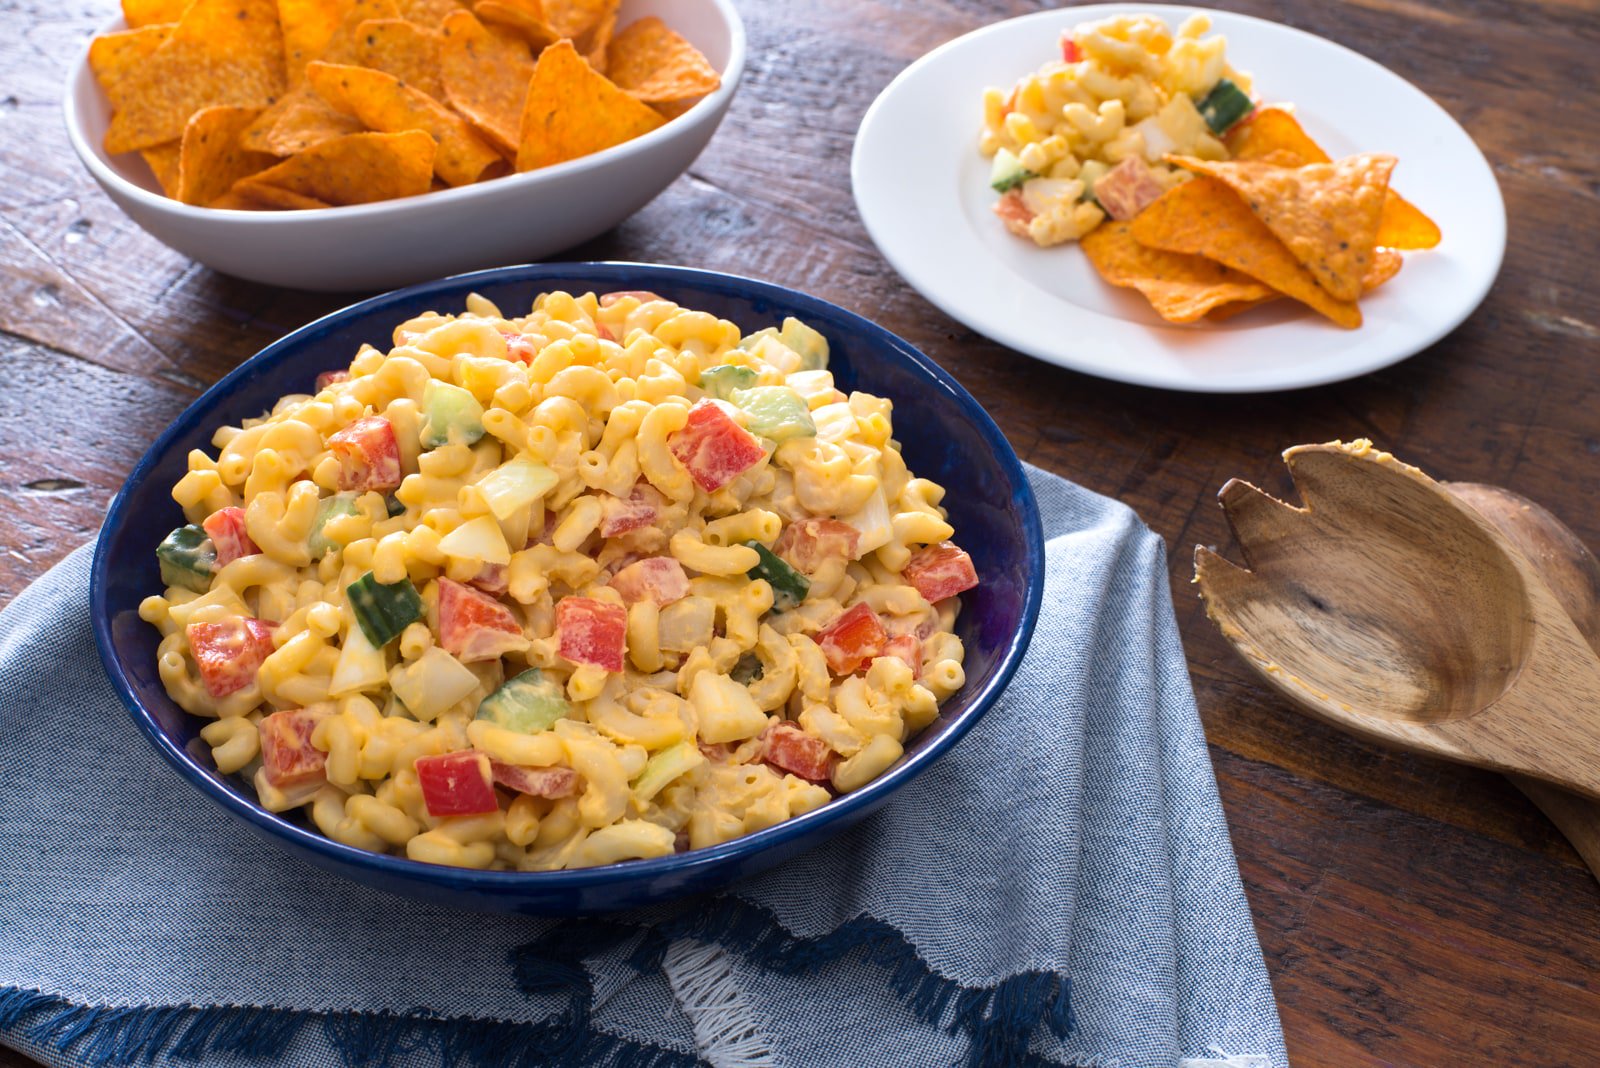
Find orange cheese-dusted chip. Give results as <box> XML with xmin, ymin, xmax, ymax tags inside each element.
<box><xmin>1131</xmin><ymin>176</ymin><xmax>1362</xmax><ymax>329</ymax></box>
<box><xmin>121</xmin><ymin>0</ymin><xmax>188</xmax><ymax>27</ymax></box>
<box><xmin>1227</xmin><ymin>107</ymin><xmax>1441</xmax><ymax>251</ymax></box>
<box><xmin>351</xmin><ymin>18</ymin><xmax>445</xmax><ymax>101</ymax></box>
<box><xmin>1171</xmin><ymin>153</ymin><xmax>1396</xmax><ymax>302</ymax></box>
<box><xmin>177</xmin><ymin>106</ymin><xmax>276</xmax><ymax>205</ymax></box>
<box><xmin>439</xmin><ymin>10</ymin><xmax>533</xmax><ymax>156</ymax></box>
<box><xmin>606</xmin><ymin>16</ymin><xmax>721</xmax><ymax>104</ymax></box>
<box><xmin>104</xmin><ymin>0</ymin><xmax>287</xmax><ymax>155</ymax></box>
<box><xmin>473</xmin><ymin>0</ymin><xmax>558</xmax><ymax>48</ymax></box>
<box><xmin>1082</xmin><ymin>221</ymin><xmax>1277</xmax><ymax>324</ymax></box>
<box><xmin>581</xmin><ymin>5</ymin><xmax>617</xmax><ymax>73</ymax></box>
<box><xmin>1365</xmin><ymin>247</ymin><xmax>1403</xmax><ymax>289</ymax></box>
<box><xmin>516</xmin><ymin>38</ymin><xmax>664</xmax><ymax>171</ymax></box>
<box><xmin>543</xmin><ymin>0</ymin><xmax>611</xmax><ymax>38</ymax></box>
<box><xmin>242</xmin><ymin>0</ymin><xmax>399</xmax><ymax>152</ymax></box>
<box><xmin>211</xmin><ymin>183</ymin><xmax>332</xmax><ymax>209</ymax></box>
<box><xmin>230</xmin><ymin>129</ymin><xmax>435</xmax><ymax>205</ymax></box>
<box><xmin>277</xmin><ymin>0</ymin><xmax>345</xmax><ymax>82</ymax></box>
<box><xmin>88</xmin><ymin>25</ymin><xmax>173</xmax><ymax>109</ymax></box>
<box><xmin>307</xmin><ymin>61</ymin><xmax>505</xmax><ymax>185</ymax></box>
<box><xmin>396</xmin><ymin>0</ymin><xmax>467</xmax><ymax>26</ymax></box>
<box><xmin>141</xmin><ymin>142</ymin><xmax>183</xmax><ymax>196</ymax></box>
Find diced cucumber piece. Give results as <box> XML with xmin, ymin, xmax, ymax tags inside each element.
<box><xmin>730</xmin><ymin>653</ymin><xmax>764</xmax><ymax>685</ymax></box>
<box><xmin>384</xmin><ymin>494</ymin><xmax>406</xmax><ymax>518</ymax></box>
<box><xmin>631</xmin><ymin>740</ymin><xmax>706</xmax><ymax>803</ymax></box>
<box><xmin>700</xmin><ymin>364</ymin><xmax>760</xmax><ymax>400</ymax></box>
<box><xmin>778</xmin><ymin>318</ymin><xmax>829</xmax><ymax>370</ymax></box>
<box><xmin>476</xmin><ymin>668</ymin><xmax>572</xmax><ymax>734</ymax></box>
<box><xmin>157</xmin><ymin>524</ymin><xmax>215</xmax><ymax>594</ymax></box>
<box><xmin>309</xmin><ymin>492</ymin><xmax>361</xmax><ymax>560</ymax></box>
<box><xmin>419</xmin><ymin>380</ymin><xmax>486</xmax><ymax>450</ymax></box>
<box><xmin>346</xmin><ymin>571</ymin><xmax>423</xmax><ymax>647</ymax></box>
<box><xmin>731</xmin><ymin>386</ymin><xmax>816</xmax><ymax>443</ymax></box>
<box><xmin>745</xmin><ymin>540</ymin><xmax>810</xmax><ymax>610</ymax></box>
<box><xmin>1196</xmin><ymin>78</ymin><xmax>1253</xmax><ymax>134</ymax></box>
<box><xmin>989</xmin><ymin>147</ymin><xmax>1037</xmax><ymax>193</ymax></box>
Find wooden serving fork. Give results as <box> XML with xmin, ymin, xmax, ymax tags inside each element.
<box><xmin>1194</xmin><ymin>440</ymin><xmax>1600</xmax><ymax>805</ymax></box>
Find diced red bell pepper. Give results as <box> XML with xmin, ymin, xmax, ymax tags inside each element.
<box><xmin>599</xmin><ymin>483</ymin><xmax>664</xmax><ymax>537</ymax></box>
<box><xmin>773</xmin><ymin>517</ymin><xmax>860</xmax><ymax>573</ymax></box>
<box><xmin>1060</xmin><ymin>32</ymin><xmax>1081</xmax><ymax>63</ymax></box>
<box><xmin>814</xmin><ymin>603</ymin><xmax>887</xmax><ymax>676</ymax></box>
<box><xmin>609</xmin><ymin>557</ymin><xmax>690</xmax><ymax>606</ymax></box>
<box><xmin>187</xmin><ymin>617</ymin><xmax>275</xmax><ymax>698</ymax></box>
<box><xmin>315</xmin><ymin>369</ymin><xmax>351</xmax><ymax>391</ymax></box>
<box><xmin>1093</xmin><ymin>156</ymin><xmax>1167</xmax><ymax>222</ymax></box>
<box><xmin>667</xmin><ymin>400</ymin><xmax>767</xmax><ymax>492</ymax></box>
<box><xmin>993</xmin><ymin>188</ymin><xmax>1035</xmax><ymax>238</ymax></box>
<box><xmin>468</xmin><ymin>562</ymin><xmax>509</xmax><ymax>596</ymax></box>
<box><xmin>761</xmin><ymin>722</ymin><xmax>833</xmax><ymax>784</ymax></box>
<box><xmin>698</xmin><ymin>742</ymin><xmax>732</xmax><ymax>763</ymax></box>
<box><xmin>599</xmin><ymin>290</ymin><xmax>664</xmax><ymax>306</ymax></box>
<box><xmin>490</xmin><ymin>760</ymin><xmax>579</xmax><ymax>799</ymax></box>
<box><xmin>902</xmin><ymin>542</ymin><xmax>979</xmax><ymax>603</ymax></box>
<box><xmin>415</xmin><ymin>751</ymin><xmax>499</xmax><ymax>817</ymax></box>
<box><xmin>202</xmin><ymin>507</ymin><xmax>259</xmax><ymax>567</ymax></box>
<box><xmin>556</xmin><ymin>597</ymin><xmax>627</xmax><ymax>672</ymax></box>
<box><xmin>504</xmin><ymin>333</ymin><xmax>538</xmax><ymax>365</ymax></box>
<box><xmin>259</xmin><ymin>709</ymin><xmax>327</xmax><ymax>790</ymax></box>
<box><xmin>594</xmin><ymin>323</ymin><xmax>616</xmax><ymax>343</ymax></box>
<box><xmin>437</xmin><ymin>577</ymin><xmax>524</xmax><ymax>663</ymax></box>
<box><xmin>883</xmin><ymin>634</ymin><xmax>923</xmax><ymax>677</ymax></box>
<box><xmin>327</xmin><ymin>416</ymin><xmax>402</xmax><ymax>492</ymax></box>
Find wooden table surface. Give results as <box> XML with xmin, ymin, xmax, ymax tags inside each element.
<box><xmin>5</xmin><ymin>0</ymin><xmax>1599</xmax><ymax>1064</ymax></box>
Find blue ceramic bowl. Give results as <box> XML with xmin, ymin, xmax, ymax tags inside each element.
<box><xmin>92</xmin><ymin>263</ymin><xmax>1045</xmax><ymax>914</ymax></box>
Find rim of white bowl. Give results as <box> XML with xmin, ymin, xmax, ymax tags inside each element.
<box><xmin>63</xmin><ymin>0</ymin><xmax>745</xmax><ymax>222</ymax></box>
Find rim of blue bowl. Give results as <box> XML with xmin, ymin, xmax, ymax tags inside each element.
<box><xmin>90</xmin><ymin>261</ymin><xmax>1046</xmax><ymax>897</ymax></box>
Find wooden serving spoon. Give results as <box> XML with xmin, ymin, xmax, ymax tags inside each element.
<box><xmin>1437</xmin><ymin>482</ymin><xmax>1600</xmax><ymax>879</ymax></box>
<box><xmin>1193</xmin><ymin>440</ymin><xmax>1600</xmax><ymax>802</ymax></box>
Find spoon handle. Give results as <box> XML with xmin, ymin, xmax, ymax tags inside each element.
<box><xmin>1447</xmin><ymin>483</ymin><xmax>1600</xmax><ymax>884</ymax></box>
<box><xmin>1510</xmin><ymin>777</ymin><xmax>1600</xmax><ymax>878</ymax></box>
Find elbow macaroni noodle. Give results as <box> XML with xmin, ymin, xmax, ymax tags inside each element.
<box><xmin>143</xmin><ymin>289</ymin><xmax>979</xmax><ymax>871</ymax></box>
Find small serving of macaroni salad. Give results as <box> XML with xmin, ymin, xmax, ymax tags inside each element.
<box><xmin>140</xmin><ymin>289</ymin><xmax>980</xmax><ymax>872</ymax></box>
<box><xmin>980</xmin><ymin>13</ymin><xmax>1254</xmax><ymax>246</ymax></box>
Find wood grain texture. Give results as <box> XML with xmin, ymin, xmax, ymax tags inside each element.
<box><xmin>2</xmin><ymin>0</ymin><xmax>1599</xmax><ymax>1065</ymax></box>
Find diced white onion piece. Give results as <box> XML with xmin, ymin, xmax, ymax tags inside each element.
<box><xmin>438</xmin><ymin>515</ymin><xmax>511</xmax><ymax>565</ymax></box>
<box><xmin>1133</xmin><ymin>115</ymin><xmax>1176</xmax><ymax>163</ymax></box>
<box><xmin>839</xmin><ymin>487</ymin><xmax>892</xmax><ymax>555</ymax></box>
<box><xmin>389</xmin><ymin>647</ymin><xmax>479</xmax><ymax>722</ymax></box>
<box><xmin>329</xmin><ymin>619</ymin><xmax>388</xmax><ymax>697</ymax></box>
<box><xmin>1020</xmin><ymin>177</ymin><xmax>1082</xmax><ymax>215</ymax></box>
<box><xmin>476</xmin><ymin>457</ymin><xmax>557</xmax><ymax>521</ymax></box>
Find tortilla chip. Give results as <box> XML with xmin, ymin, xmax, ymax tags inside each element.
<box><xmin>606</xmin><ymin>16</ymin><xmax>720</xmax><ymax>103</ymax></box>
<box><xmin>211</xmin><ymin>183</ymin><xmax>333</xmax><ymax>209</ymax></box>
<box><xmin>516</xmin><ymin>38</ymin><xmax>664</xmax><ymax>171</ymax></box>
<box><xmin>548</xmin><ymin>0</ymin><xmax>610</xmax><ymax>36</ymax></box>
<box><xmin>396</xmin><ymin>0</ymin><xmax>468</xmax><ymax>26</ymax></box>
<box><xmin>352</xmin><ymin>18</ymin><xmax>444</xmax><ymax>101</ymax></box>
<box><xmin>89</xmin><ymin>25</ymin><xmax>173</xmax><ymax>88</ymax></box>
<box><xmin>1082</xmin><ymin>221</ymin><xmax>1277</xmax><ymax>323</ymax></box>
<box><xmin>473</xmin><ymin>0</ymin><xmax>558</xmax><ymax>48</ymax></box>
<box><xmin>104</xmin><ymin>0</ymin><xmax>287</xmax><ymax>155</ymax></box>
<box><xmin>176</xmin><ymin>106</ymin><xmax>275</xmax><ymax>205</ymax></box>
<box><xmin>1206</xmin><ymin>297</ymin><xmax>1277</xmax><ymax>322</ymax></box>
<box><xmin>581</xmin><ymin>6</ymin><xmax>617</xmax><ymax>73</ymax></box>
<box><xmin>439</xmin><ymin>10</ymin><xmax>533</xmax><ymax>156</ymax></box>
<box><xmin>140</xmin><ymin>141</ymin><xmax>183</xmax><ymax>196</ymax></box>
<box><xmin>1227</xmin><ymin>107</ymin><xmax>1441</xmax><ymax>251</ymax></box>
<box><xmin>242</xmin><ymin>0</ymin><xmax>399</xmax><ymax>151</ymax></box>
<box><xmin>232</xmin><ymin>129</ymin><xmax>436</xmax><ymax>205</ymax></box>
<box><xmin>277</xmin><ymin>0</ymin><xmax>343</xmax><ymax>83</ymax></box>
<box><xmin>1131</xmin><ymin>176</ymin><xmax>1362</xmax><ymax>328</ymax></box>
<box><xmin>307</xmin><ymin>61</ymin><xmax>505</xmax><ymax>185</ymax></box>
<box><xmin>122</xmin><ymin>0</ymin><xmax>189</xmax><ymax>27</ymax></box>
<box><xmin>1364</xmin><ymin>247</ymin><xmax>1403</xmax><ymax>289</ymax></box>
<box><xmin>1172</xmin><ymin>153</ymin><xmax>1395</xmax><ymax>302</ymax></box>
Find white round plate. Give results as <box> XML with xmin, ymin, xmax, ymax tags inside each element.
<box><xmin>851</xmin><ymin>4</ymin><xmax>1505</xmax><ymax>393</ymax></box>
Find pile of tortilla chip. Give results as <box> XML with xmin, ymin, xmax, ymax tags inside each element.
<box><xmin>90</xmin><ymin>0</ymin><xmax>722</xmax><ymax>210</ymax></box>
<box><xmin>1080</xmin><ymin>107</ymin><xmax>1440</xmax><ymax>328</ymax></box>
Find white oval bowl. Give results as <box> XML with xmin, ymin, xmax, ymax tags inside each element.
<box><xmin>64</xmin><ymin>0</ymin><xmax>744</xmax><ymax>291</ymax></box>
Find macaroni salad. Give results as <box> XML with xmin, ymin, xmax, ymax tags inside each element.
<box><xmin>140</xmin><ymin>290</ymin><xmax>980</xmax><ymax>871</ymax></box>
<box><xmin>980</xmin><ymin>13</ymin><xmax>1253</xmax><ymax>246</ymax></box>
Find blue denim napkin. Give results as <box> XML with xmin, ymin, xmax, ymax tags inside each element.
<box><xmin>0</xmin><ymin>465</ymin><xmax>1284</xmax><ymax>1068</ymax></box>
